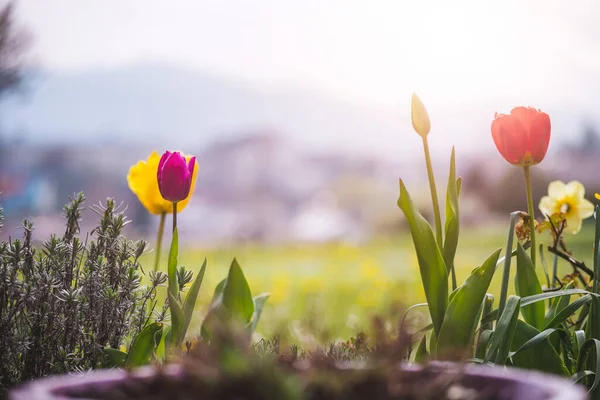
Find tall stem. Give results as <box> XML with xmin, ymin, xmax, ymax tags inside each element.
<box><xmin>153</xmin><ymin>212</ymin><xmax>166</xmax><ymax>272</ymax></box>
<box><xmin>172</xmin><ymin>202</ymin><xmax>178</xmax><ymax>233</ymax></box>
<box><xmin>523</xmin><ymin>166</ymin><xmax>536</xmax><ymax>267</ymax></box>
<box><xmin>422</xmin><ymin>137</ymin><xmax>443</xmax><ymax>247</ymax></box>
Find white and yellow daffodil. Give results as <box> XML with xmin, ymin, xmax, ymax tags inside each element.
<box><xmin>539</xmin><ymin>181</ymin><xmax>594</xmax><ymax>234</ymax></box>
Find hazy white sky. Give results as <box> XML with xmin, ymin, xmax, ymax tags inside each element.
<box><xmin>14</xmin><ymin>0</ymin><xmax>600</xmax><ymax>110</ymax></box>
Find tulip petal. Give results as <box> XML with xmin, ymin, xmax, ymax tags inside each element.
<box><xmin>158</xmin><ymin>151</ymin><xmax>172</xmax><ymax>175</ymax></box>
<box><xmin>187</xmin><ymin>156</ymin><xmax>196</xmax><ymax>176</ymax></box>
<box><xmin>509</xmin><ymin>107</ymin><xmax>551</xmax><ymax>166</ymax></box>
<box><xmin>548</xmin><ymin>181</ymin><xmax>566</xmax><ymax>200</ymax></box>
<box><xmin>565</xmin><ymin>181</ymin><xmax>585</xmax><ymax>199</ymax></box>
<box><xmin>491</xmin><ymin>113</ymin><xmax>528</xmax><ymax>165</ymax></box>
<box><xmin>539</xmin><ymin>196</ymin><xmax>557</xmax><ymax>217</ymax></box>
<box><xmin>527</xmin><ymin>111</ymin><xmax>551</xmax><ymax>164</ymax></box>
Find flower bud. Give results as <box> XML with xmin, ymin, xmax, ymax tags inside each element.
<box><xmin>157</xmin><ymin>151</ymin><xmax>196</xmax><ymax>203</ymax></box>
<box><xmin>411</xmin><ymin>93</ymin><xmax>431</xmax><ymax>138</ymax></box>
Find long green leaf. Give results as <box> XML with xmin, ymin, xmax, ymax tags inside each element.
<box><xmin>104</xmin><ymin>348</ymin><xmax>127</xmax><ymax>368</ymax></box>
<box><xmin>576</xmin><ymin>339</ymin><xmax>600</xmax><ymax>393</ymax></box>
<box><xmin>480</xmin><ymin>309</ymin><xmax>498</xmax><ymax>326</ymax></box>
<box><xmin>577</xmin><ymin>330</ymin><xmax>587</xmax><ymax>350</ymax></box>
<box><xmin>594</xmin><ymin>204</ymin><xmax>600</xmax><ymax>295</ymax></box>
<box><xmin>222</xmin><ymin>258</ymin><xmax>255</xmax><ymax>323</ymax></box>
<box><xmin>545</xmin><ymin>281</ymin><xmax>575</xmax><ymax>326</ymax></box>
<box><xmin>588</xmin><ymin>293</ymin><xmax>600</xmax><ymax>343</ymax></box>
<box><xmin>209</xmin><ymin>278</ymin><xmax>227</xmax><ymax>307</ymax></box>
<box><xmin>167</xmin><ymin>228</ymin><xmax>179</xmax><ymax>299</ymax></box>
<box><xmin>181</xmin><ymin>258</ymin><xmax>207</xmax><ymax>340</ymax></box>
<box><xmin>168</xmin><ymin>292</ymin><xmax>184</xmax><ymax>345</ymax></box>
<box><xmin>515</xmin><ymin>243</ymin><xmax>545</xmax><ymax>330</ymax></box>
<box><xmin>125</xmin><ymin>322</ymin><xmax>163</xmax><ymax>367</ymax></box>
<box><xmin>437</xmin><ymin>249</ymin><xmax>501</xmax><ymax>356</ymax></box>
<box><xmin>487</xmin><ymin>295</ymin><xmax>520</xmax><ymax>365</ymax></box>
<box><xmin>521</xmin><ymin>289</ymin><xmax>592</xmax><ymax>307</ymax></box>
<box><xmin>570</xmin><ymin>371</ymin><xmax>595</xmax><ymax>384</ymax></box>
<box><xmin>249</xmin><ymin>293</ymin><xmax>270</xmax><ymax>333</ymax></box>
<box><xmin>475</xmin><ymin>329</ymin><xmax>492</xmax><ymax>361</ymax></box>
<box><xmin>201</xmin><ymin>278</ymin><xmax>228</xmax><ymax>340</ymax></box>
<box><xmin>480</xmin><ymin>294</ymin><xmax>494</xmax><ymax>331</ymax></box>
<box><xmin>510</xmin><ymin>320</ymin><xmax>569</xmax><ymax>376</ymax></box>
<box><xmin>401</xmin><ymin>303</ymin><xmax>429</xmax><ymax>332</ymax></box>
<box><xmin>155</xmin><ymin>325</ymin><xmax>171</xmax><ymax>362</ymax></box>
<box><xmin>415</xmin><ymin>335</ymin><xmax>428</xmax><ymax>363</ymax></box>
<box><xmin>443</xmin><ymin>147</ymin><xmax>459</xmax><ymax>288</ymax></box>
<box><xmin>397</xmin><ymin>179</ymin><xmax>448</xmax><ymax>336</ymax></box>
<box><xmin>509</xmin><ymin>327</ymin><xmax>564</xmax><ymax>357</ymax></box>
<box><xmin>545</xmin><ymin>294</ymin><xmax>591</xmax><ymax>330</ymax></box>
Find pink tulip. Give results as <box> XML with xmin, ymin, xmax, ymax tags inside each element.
<box><xmin>157</xmin><ymin>151</ymin><xmax>196</xmax><ymax>203</ymax></box>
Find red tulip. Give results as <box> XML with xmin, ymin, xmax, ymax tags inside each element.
<box><xmin>157</xmin><ymin>151</ymin><xmax>196</xmax><ymax>203</ymax></box>
<box><xmin>491</xmin><ymin>107</ymin><xmax>551</xmax><ymax>166</ymax></box>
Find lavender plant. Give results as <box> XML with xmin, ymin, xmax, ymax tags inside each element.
<box><xmin>0</xmin><ymin>194</ymin><xmax>160</xmax><ymax>395</ymax></box>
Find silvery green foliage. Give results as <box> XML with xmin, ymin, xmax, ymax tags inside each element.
<box><xmin>0</xmin><ymin>193</ymin><xmax>159</xmax><ymax>394</ymax></box>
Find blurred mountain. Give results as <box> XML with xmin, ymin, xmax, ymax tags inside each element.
<box><xmin>0</xmin><ymin>63</ymin><xmax>411</xmax><ymax>157</ymax></box>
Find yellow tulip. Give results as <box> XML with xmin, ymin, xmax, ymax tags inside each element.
<box><xmin>411</xmin><ymin>93</ymin><xmax>431</xmax><ymax>138</ymax></box>
<box><xmin>539</xmin><ymin>181</ymin><xmax>594</xmax><ymax>234</ymax></box>
<box><xmin>127</xmin><ymin>151</ymin><xmax>198</xmax><ymax>214</ymax></box>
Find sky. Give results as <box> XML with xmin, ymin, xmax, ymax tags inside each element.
<box><xmin>15</xmin><ymin>0</ymin><xmax>600</xmax><ymax>110</ymax></box>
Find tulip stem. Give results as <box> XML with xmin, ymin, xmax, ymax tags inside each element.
<box><xmin>523</xmin><ymin>166</ymin><xmax>536</xmax><ymax>267</ymax></box>
<box><xmin>422</xmin><ymin>136</ymin><xmax>443</xmax><ymax>248</ymax></box>
<box><xmin>154</xmin><ymin>212</ymin><xmax>166</xmax><ymax>272</ymax></box>
<box><xmin>172</xmin><ymin>202</ymin><xmax>178</xmax><ymax>233</ymax></box>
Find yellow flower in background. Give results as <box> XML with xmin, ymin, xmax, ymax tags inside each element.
<box><xmin>127</xmin><ymin>151</ymin><xmax>198</xmax><ymax>214</ymax></box>
<box><xmin>539</xmin><ymin>181</ymin><xmax>594</xmax><ymax>234</ymax></box>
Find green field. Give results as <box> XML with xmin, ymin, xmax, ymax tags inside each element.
<box><xmin>146</xmin><ymin>221</ymin><xmax>597</xmax><ymax>347</ymax></box>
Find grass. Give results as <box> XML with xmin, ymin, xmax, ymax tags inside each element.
<box><xmin>143</xmin><ymin>220</ymin><xmax>597</xmax><ymax>348</ymax></box>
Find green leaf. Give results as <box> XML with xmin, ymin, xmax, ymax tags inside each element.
<box><xmin>168</xmin><ymin>292</ymin><xmax>184</xmax><ymax>345</ymax></box>
<box><xmin>544</xmin><ymin>281</ymin><xmax>575</xmax><ymax>326</ymax></box>
<box><xmin>509</xmin><ymin>327</ymin><xmax>565</xmax><ymax>357</ymax></box>
<box><xmin>437</xmin><ymin>249</ymin><xmax>501</xmax><ymax>356</ymax></box>
<box><xmin>486</xmin><ymin>295</ymin><xmax>520</xmax><ymax>365</ymax></box>
<box><xmin>545</xmin><ymin>294</ymin><xmax>591</xmax><ymax>330</ymax></box>
<box><xmin>588</xmin><ymin>295</ymin><xmax>600</xmax><ymax>341</ymax></box>
<box><xmin>181</xmin><ymin>258</ymin><xmax>207</xmax><ymax>341</ymax></box>
<box><xmin>397</xmin><ymin>179</ymin><xmax>448</xmax><ymax>336</ymax></box>
<box><xmin>480</xmin><ymin>309</ymin><xmax>498</xmax><ymax>326</ymax></box>
<box><xmin>222</xmin><ymin>258</ymin><xmax>255</xmax><ymax>323</ymax></box>
<box><xmin>415</xmin><ymin>335</ymin><xmax>428</xmax><ymax>363</ymax></box>
<box><xmin>570</xmin><ymin>371</ymin><xmax>595</xmax><ymax>384</ymax></box>
<box><xmin>576</xmin><ymin>339</ymin><xmax>600</xmax><ymax>393</ymax></box>
<box><xmin>594</xmin><ymin>204</ymin><xmax>600</xmax><ymax>295</ymax></box>
<box><xmin>577</xmin><ymin>330</ymin><xmax>587</xmax><ymax>350</ymax></box>
<box><xmin>167</xmin><ymin>228</ymin><xmax>179</xmax><ymax>299</ymax></box>
<box><xmin>104</xmin><ymin>347</ymin><xmax>127</xmax><ymax>368</ymax></box>
<box><xmin>443</xmin><ymin>147</ymin><xmax>459</xmax><ymax>285</ymax></box>
<box><xmin>125</xmin><ymin>322</ymin><xmax>163</xmax><ymax>367</ymax></box>
<box><xmin>515</xmin><ymin>243</ymin><xmax>545</xmax><ymax>330</ymax></box>
<box><xmin>510</xmin><ymin>320</ymin><xmax>569</xmax><ymax>376</ymax></box>
<box><xmin>201</xmin><ymin>278</ymin><xmax>228</xmax><ymax>341</ymax></box>
<box><xmin>209</xmin><ymin>278</ymin><xmax>227</xmax><ymax>307</ymax></box>
<box><xmin>521</xmin><ymin>289</ymin><xmax>592</xmax><ymax>306</ymax></box>
<box><xmin>155</xmin><ymin>325</ymin><xmax>171</xmax><ymax>362</ymax></box>
<box><xmin>249</xmin><ymin>293</ymin><xmax>270</xmax><ymax>333</ymax></box>
<box><xmin>480</xmin><ymin>294</ymin><xmax>494</xmax><ymax>332</ymax></box>
<box><xmin>475</xmin><ymin>329</ymin><xmax>492</xmax><ymax>360</ymax></box>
